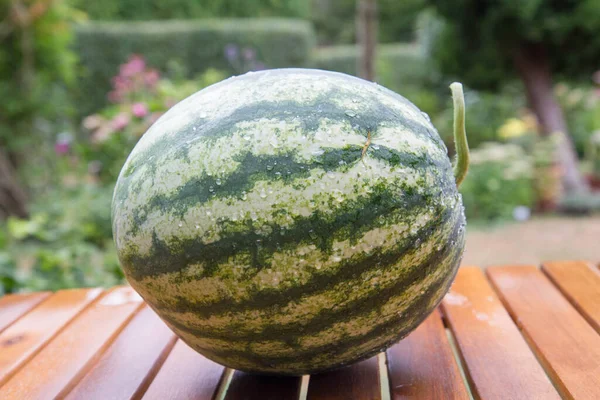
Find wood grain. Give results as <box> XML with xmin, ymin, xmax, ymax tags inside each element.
<box><xmin>0</xmin><ymin>287</ymin><xmax>143</xmax><ymax>399</ymax></box>
<box><xmin>542</xmin><ymin>261</ymin><xmax>600</xmax><ymax>333</ymax></box>
<box><xmin>65</xmin><ymin>306</ymin><xmax>176</xmax><ymax>400</ymax></box>
<box><xmin>386</xmin><ymin>312</ymin><xmax>469</xmax><ymax>400</ymax></box>
<box><xmin>441</xmin><ymin>267</ymin><xmax>559</xmax><ymax>400</ymax></box>
<box><xmin>307</xmin><ymin>355</ymin><xmax>380</xmax><ymax>400</ymax></box>
<box><xmin>225</xmin><ymin>370</ymin><xmax>301</xmax><ymax>400</ymax></box>
<box><xmin>142</xmin><ymin>340</ymin><xmax>225</xmax><ymax>400</ymax></box>
<box><xmin>487</xmin><ymin>265</ymin><xmax>600</xmax><ymax>400</ymax></box>
<box><xmin>0</xmin><ymin>292</ymin><xmax>50</xmax><ymax>333</ymax></box>
<box><xmin>0</xmin><ymin>288</ymin><xmax>102</xmax><ymax>386</ymax></box>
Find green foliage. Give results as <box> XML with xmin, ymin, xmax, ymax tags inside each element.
<box><xmin>0</xmin><ymin>184</ymin><xmax>124</xmax><ymax>293</ymax></box>
<box><xmin>0</xmin><ymin>56</ymin><xmax>227</xmax><ymax>294</ymax></box>
<box><xmin>588</xmin><ymin>131</ymin><xmax>600</xmax><ymax>178</ymax></box>
<box><xmin>73</xmin><ymin>0</ymin><xmax>309</xmax><ymax>21</ymax></box>
<box><xmin>460</xmin><ymin>143</ymin><xmax>535</xmax><ymax>220</ymax></box>
<box><xmin>310</xmin><ymin>0</ymin><xmax>427</xmax><ymax>45</ymax></box>
<box><xmin>427</xmin><ymin>0</ymin><xmax>600</xmax><ymax>89</ymax></box>
<box><xmin>556</xmin><ymin>83</ymin><xmax>600</xmax><ymax>158</ymax></box>
<box><xmin>0</xmin><ymin>0</ymin><xmax>80</xmax><ymax>155</ymax></box>
<box><xmin>73</xmin><ymin>19</ymin><xmax>314</xmax><ymax>114</ymax></box>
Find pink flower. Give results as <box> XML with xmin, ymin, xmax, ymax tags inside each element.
<box><xmin>132</xmin><ymin>102</ymin><xmax>148</xmax><ymax>118</ymax></box>
<box><xmin>144</xmin><ymin>69</ymin><xmax>160</xmax><ymax>87</ymax></box>
<box><xmin>108</xmin><ymin>90</ymin><xmax>123</xmax><ymax>103</ymax></box>
<box><xmin>120</xmin><ymin>55</ymin><xmax>146</xmax><ymax>77</ymax></box>
<box><xmin>112</xmin><ymin>75</ymin><xmax>131</xmax><ymax>91</ymax></box>
<box><xmin>112</xmin><ymin>113</ymin><xmax>130</xmax><ymax>130</ymax></box>
<box><xmin>54</xmin><ymin>142</ymin><xmax>70</xmax><ymax>155</ymax></box>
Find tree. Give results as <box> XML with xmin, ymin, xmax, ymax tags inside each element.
<box><xmin>427</xmin><ymin>0</ymin><xmax>600</xmax><ymax>193</ymax></box>
<box><xmin>0</xmin><ymin>0</ymin><xmax>78</xmax><ymax>218</ymax></box>
<box><xmin>356</xmin><ymin>0</ymin><xmax>378</xmax><ymax>80</ymax></box>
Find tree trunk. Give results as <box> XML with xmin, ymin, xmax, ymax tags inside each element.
<box><xmin>513</xmin><ymin>43</ymin><xmax>589</xmax><ymax>193</ymax></box>
<box><xmin>0</xmin><ymin>148</ymin><xmax>28</xmax><ymax>219</ymax></box>
<box><xmin>356</xmin><ymin>0</ymin><xmax>378</xmax><ymax>81</ymax></box>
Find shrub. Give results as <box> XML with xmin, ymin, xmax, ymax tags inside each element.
<box><xmin>0</xmin><ymin>184</ymin><xmax>124</xmax><ymax>293</ymax></box>
<box><xmin>0</xmin><ymin>0</ymin><xmax>81</xmax><ymax>217</ymax></box>
<box><xmin>556</xmin><ymin>82</ymin><xmax>600</xmax><ymax>159</ymax></box>
<box><xmin>460</xmin><ymin>143</ymin><xmax>535</xmax><ymax>221</ymax></box>
<box><xmin>0</xmin><ymin>0</ymin><xmax>79</xmax><ymax>153</ymax></box>
<box><xmin>74</xmin><ymin>19</ymin><xmax>315</xmax><ymax>114</ymax></box>
<box><xmin>73</xmin><ymin>0</ymin><xmax>309</xmax><ymax>21</ymax></box>
<box><xmin>79</xmin><ymin>55</ymin><xmax>225</xmax><ymax>183</ymax></box>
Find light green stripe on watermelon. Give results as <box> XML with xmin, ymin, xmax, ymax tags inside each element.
<box><xmin>131</xmin><ymin>201</ymin><xmax>457</xmax><ymax>320</ymax></box>
<box><xmin>113</xmin><ymin>111</ymin><xmax>450</xmax><ymax>245</ymax></box>
<box><xmin>173</xmin><ymin>244</ymin><xmax>455</xmax><ymax>360</ymax></box>
<box><xmin>117</xmin><ymin>154</ymin><xmax>449</xmax><ymax>273</ymax></box>
<box><xmin>141</xmin><ymin>206</ymin><xmax>462</xmax><ymax>341</ymax></box>
<box><xmin>124</xmin><ymin>70</ymin><xmax>438</xmax><ymax>159</ymax></box>
<box><xmin>163</xmin><ymin>226</ymin><xmax>463</xmax><ymax>375</ymax></box>
<box><xmin>155</xmin><ymin>216</ymin><xmax>458</xmax><ymax>346</ymax></box>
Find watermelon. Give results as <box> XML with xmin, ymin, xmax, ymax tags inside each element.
<box><xmin>112</xmin><ymin>69</ymin><xmax>469</xmax><ymax>375</ymax></box>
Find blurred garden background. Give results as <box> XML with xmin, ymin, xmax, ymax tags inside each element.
<box><xmin>1</xmin><ymin>0</ymin><xmax>600</xmax><ymax>294</ymax></box>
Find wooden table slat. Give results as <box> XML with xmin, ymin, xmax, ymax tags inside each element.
<box><xmin>441</xmin><ymin>267</ymin><xmax>560</xmax><ymax>400</ymax></box>
<box><xmin>387</xmin><ymin>312</ymin><xmax>469</xmax><ymax>400</ymax></box>
<box><xmin>0</xmin><ymin>292</ymin><xmax>50</xmax><ymax>334</ymax></box>
<box><xmin>225</xmin><ymin>370</ymin><xmax>301</xmax><ymax>400</ymax></box>
<box><xmin>0</xmin><ymin>287</ymin><xmax>143</xmax><ymax>399</ymax></box>
<box><xmin>542</xmin><ymin>260</ymin><xmax>600</xmax><ymax>333</ymax></box>
<box><xmin>142</xmin><ymin>339</ymin><xmax>225</xmax><ymax>400</ymax></box>
<box><xmin>0</xmin><ymin>288</ymin><xmax>103</xmax><ymax>386</ymax></box>
<box><xmin>487</xmin><ymin>265</ymin><xmax>600</xmax><ymax>400</ymax></box>
<box><xmin>65</xmin><ymin>306</ymin><xmax>177</xmax><ymax>400</ymax></box>
<box><xmin>307</xmin><ymin>355</ymin><xmax>381</xmax><ymax>400</ymax></box>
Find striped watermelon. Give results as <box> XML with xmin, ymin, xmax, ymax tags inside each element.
<box><xmin>112</xmin><ymin>69</ymin><xmax>469</xmax><ymax>375</ymax></box>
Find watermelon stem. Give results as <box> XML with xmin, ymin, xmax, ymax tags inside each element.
<box><xmin>361</xmin><ymin>131</ymin><xmax>372</xmax><ymax>163</ymax></box>
<box><xmin>450</xmin><ymin>82</ymin><xmax>469</xmax><ymax>187</ymax></box>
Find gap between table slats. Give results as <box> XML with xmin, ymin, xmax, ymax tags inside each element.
<box><xmin>441</xmin><ymin>267</ymin><xmax>560</xmax><ymax>400</ymax></box>
<box><xmin>386</xmin><ymin>311</ymin><xmax>470</xmax><ymax>400</ymax></box>
<box><xmin>64</xmin><ymin>305</ymin><xmax>178</xmax><ymax>400</ymax></box>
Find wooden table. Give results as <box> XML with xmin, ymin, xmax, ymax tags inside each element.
<box><xmin>0</xmin><ymin>261</ymin><xmax>599</xmax><ymax>400</ymax></box>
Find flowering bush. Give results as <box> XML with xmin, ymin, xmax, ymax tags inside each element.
<box><xmin>78</xmin><ymin>55</ymin><xmax>225</xmax><ymax>183</ymax></box>
<box><xmin>460</xmin><ymin>142</ymin><xmax>535</xmax><ymax>221</ymax></box>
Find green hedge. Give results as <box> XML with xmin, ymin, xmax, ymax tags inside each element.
<box><xmin>74</xmin><ymin>19</ymin><xmax>315</xmax><ymax>114</ymax></box>
<box><xmin>310</xmin><ymin>43</ymin><xmax>440</xmax><ymax>114</ymax></box>
<box><xmin>72</xmin><ymin>0</ymin><xmax>309</xmax><ymax>21</ymax></box>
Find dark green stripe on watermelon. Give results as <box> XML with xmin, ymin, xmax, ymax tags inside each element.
<box><xmin>160</xmin><ymin>209</ymin><xmax>461</xmax><ymax>344</ymax></box>
<box><xmin>120</xmin><ymin>173</ymin><xmax>447</xmax><ymax>282</ymax></box>
<box><xmin>125</xmin><ymin>143</ymin><xmax>450</xmax><ymax>236</ymax></box>
<box><xmin>121</xmin><ymin>88</ymin><xmax>445</xmax><ymax>185</ymax></box>
<box><xmin>155</xmin><ymin>206</ymin><xmax>456</xmax><ymax>322</ymax></box>
<box><xmin>177</xmin><ymin>229</ymin><xmax>463</xmax><ymax>375</ymax></box>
